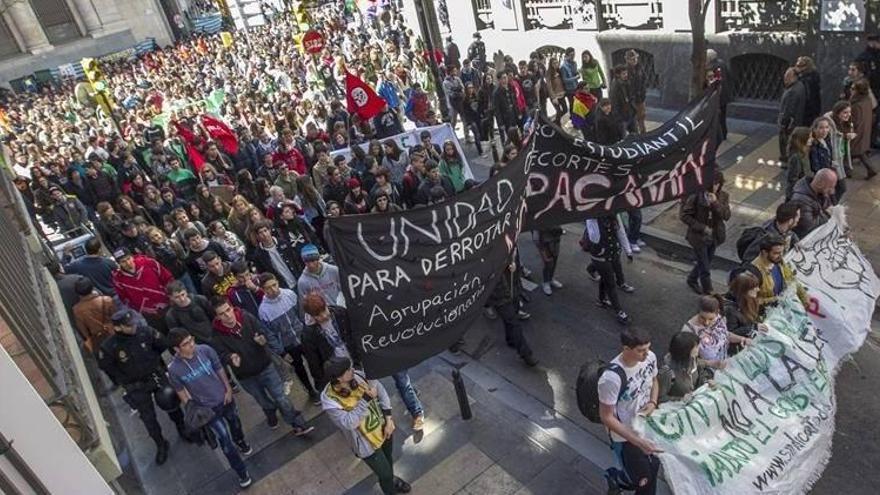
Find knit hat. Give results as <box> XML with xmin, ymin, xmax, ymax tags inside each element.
<box><xmin>300</xmin><ymin>244</ymin><xmax>320</xmax><ymax>262</ymax></box>
<box><xmin>347</xmin><ymin>177</ymin><xmax>361</xmax><ymax>189</ymax></box>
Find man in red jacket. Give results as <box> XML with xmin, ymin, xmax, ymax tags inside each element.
<box><xmin>112</xmin><ymin>248</ymin><xmax>174</xmax><ymax>334</ymax></box>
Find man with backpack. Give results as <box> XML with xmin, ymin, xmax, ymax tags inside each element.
<box><xmin>736</xmin><ymin>202</ymin><xmax>801</xmax><ymax>262</ymax></box>
<box><xmin>579</xmin><ymin>328</ymin><xmax>661</xmax><ymax>495</ymax></box>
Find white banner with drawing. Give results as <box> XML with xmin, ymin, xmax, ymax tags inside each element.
<box><xmin>636</xmin><ymin>206</ymin><xmax>879</xmax><ymax>494</ymax></box>
<box><xmin>329</xmin><ymin>123</ymin><xmax>474</xmax><ymax>180</ymax></box>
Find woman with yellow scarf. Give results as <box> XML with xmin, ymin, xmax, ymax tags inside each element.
<box><xmin>321</xmin><ymin>356</ymin><xmax>411</xmax><ymax>494</ymax></box>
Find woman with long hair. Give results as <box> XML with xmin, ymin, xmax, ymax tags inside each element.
<box><xmin>367</xmin><ymin>139</ymin><xmax>385</xmax><ymax>166</ymax></box>
<box><xmin>849</xmin><ymin>80</ymin><xmax>877</xmax><ymax>179</ymax></box>
<box><xmin>461</xmin><ymin>83</ymin><xmax>485</xmax><ymax>156</ymax></box>
<box><xmin>236</xmin><ymin>169</ymin><xmax>259</xmax><ymax>205</ymax></box>
<box><xmin>810</xmin><ymin>112</ymin><xmax>846</xmax><ymax>200</ymax></box>
<box><xmin>381</xmin><ymin>140</ymin><xmax>409</xmax><ymax>186</ymax></box>
<box><xmin>439</xmin><ymin>139</ymin><xmax>466</xmax><ymax>193</ymax></box>
<box><xmin>369</xmin><ymin>167</ymin><xmax>401</xmax><ymax>207</ymax></box>
<box><xmin>478</xmin><ymin>72</ymin><xmax>496</xmax><ymax>146</ymax></box>
<box><xmin>227</xmin><ymin>194</ymin><xmax>255</xmax><ymax>240</ymax></box>
<box><xmin>785</xmin><ymin>126</ymin><xmax>812</xmax><ymax>199</ymax></box>
<box><xmin>295</xmin><ymin>175</ymin><xmax>327</xmax><ymax>234</ymax></box>
<box><xmin>658</xmin><ymin>332</ymin><xmax>712</xmax><ymax>403</ymax></box>
<box><xmin>146</xmin><ymin>226</ymin><xmax>196</xmax><ymax>293</ymax></box>
<box><xmin>142</xmin><ymin>184</ymin><xmax>169</xmax><ymax>225</ymax></box>
<box><xmin>580</xmin><ymin>50</ymin><xmax>606</xmax><ymax>100</ymax></box>
<box><xmin>723</xmin><ymin>271</ymin><xmax>767</xmax><ymax>355</ymax></box>
<box><xmin>116</xmin><ymin>194</ymin><xmax>150</xmax><ymax>223</ymax></box>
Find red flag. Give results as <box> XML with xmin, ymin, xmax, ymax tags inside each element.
<box><xmin>201</xmin><ymin>114</ymin><xmax>239</xmax><ymax>156</ymax></box>
<box><xmin>172</xmin><ymin>121</ymin><xmax>206</xmax><ymax>174</ymax></box>
<box><xmin>345</xmin><ymin>72</ymin><xmax>386</xmax><ymax>120</ymax></box>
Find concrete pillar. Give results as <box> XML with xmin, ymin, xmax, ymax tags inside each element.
<box><xmin>5</xmin><ymin>2</ymin><xmax>52</xmax><ymax>53</ymax></box>
<box><xmin>69</xmin><ymin>0</ymin><xmax>104</xmax><ymax>35</ymax></box>
<box><xmin>90</xmin><ymin>0</ymin><xmax>126</xmax><ymax>31</ymax></box>
<box><xmin>69</xmin><ymin>0</ymin><xmax>127</xmax><ymax>37</ymax></box>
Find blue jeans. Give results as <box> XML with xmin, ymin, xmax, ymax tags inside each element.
<box><xmin>392</xmin><ymin>370</ymin><xmax>423</xmax><ymax>418</ymax></box>
<box><xmin>208</xmin><ymin>401</ymin><xmax>247</xmax><ymax>478</ymax></box>
<box><xmin>238</xmin><ymin>365</ymin><xmax>307</xmax><ymax>428</ymax></box>
<box><xmin>627</xmin><ymin>209</ymin><xmax>642</xmax><ymax>244</ymax></box>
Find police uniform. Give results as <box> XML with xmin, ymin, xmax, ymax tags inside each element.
<box><xmin>98</xmin><ymin>310</ymin><xmax>187</xmax><ymax>463</ymax></box>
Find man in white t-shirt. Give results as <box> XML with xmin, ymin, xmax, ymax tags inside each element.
<box><xmin>598</xmin><ymin>328</ymin><xmax>662</xmax><ymax>495</ymax></box>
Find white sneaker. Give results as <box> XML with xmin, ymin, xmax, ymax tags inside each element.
<box><xmin>542</xmin><ymin>283</ymin><xmax>552</xmax><ymax>296</ymax></box>
<box><xmin>550</xmin><ymin>280</ymin><xmax>563</xmax><ymax>289</ymax></box>
<box><xmin>636</xmin><ymin>239</ymin><xmax>647</xmax><ymax>247</ymax></box>
<box><xmin>631</xmin><ymin>245</ymin><xmax>642</xmax><ymax>253</ymax></box>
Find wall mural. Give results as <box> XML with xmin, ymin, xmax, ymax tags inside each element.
<box><xmin>523</xmin><ymin>0</ymin><xmax>599</xmax><ymax>31</ymax></box>
<box><xmin>602</xmin><ymin>0</ymin><xmax>663</xmax><ymax>30</ymax></box>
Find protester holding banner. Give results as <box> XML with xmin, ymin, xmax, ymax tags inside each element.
<box><xmin>486</xmin><ymin>255</ymin><xmax>539</xmax><ymax>368</ymax></box>
<box><xmin>598</xmin><ymin>328</ymin><xmax>661</xmax><ymax>495</ymax></box>
<box><xmin>657</xmin><ymin>331</ymin><xmax>711</xmax><ymax>403</ymax></box>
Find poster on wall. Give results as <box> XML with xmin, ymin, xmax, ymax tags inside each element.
<box><xmin>820</xmin><ymin>0</ymin><xmax>866</xmax><ymax>32</ymax></box>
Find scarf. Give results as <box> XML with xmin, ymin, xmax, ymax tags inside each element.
<box><xmin>325</xmin><ymin>377</ymin><xmax>385</xmax><ymax>449</ymax></box>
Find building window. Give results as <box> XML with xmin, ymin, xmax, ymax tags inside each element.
<box><xmin>611</xmin><ymin>48</ymin><xmax>661</xmax><ymax>90</ymax></box>
<box><xmin>730</xmin><ymin>53</ymin><xmax>788</xmax><ymax>101</ymax></box>
<box><xmin>472</xmin><ymin>0</ymin><xmax>494</xmax><ymax>30</ymax></box>
<box><xmin>0</xmin><ymin>19</ymin><xmax>20</xmax><ymax>60</ymax></box>
<box><xmin>30</xmin><ymin>0</ymin><xmax>80</xmax><ymax>45</ymax></box>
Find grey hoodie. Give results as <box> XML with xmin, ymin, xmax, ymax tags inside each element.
<box><xmin>297</xmin><ymin>262</ymin><xmax>343</xmax><ymax>307</ymax></box>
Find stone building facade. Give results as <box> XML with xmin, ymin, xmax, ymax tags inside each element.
<box><xmin>403</xmin><ymin>0</ymin><xmax>880</xmax><ymax>122</ymax></box>
<box><xmin>0</xmin><ymin>0</ymin><xmax>180</xmax><ymax>86</ymax></box>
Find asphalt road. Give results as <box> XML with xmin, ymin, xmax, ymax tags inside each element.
<box><xmin>454</xmin><ymin>226</ymin><xmax>880</xmax><ymax>495</ymax></box>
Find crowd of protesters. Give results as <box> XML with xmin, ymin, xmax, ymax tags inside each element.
<box><xmin>4</xmin><ymin>0</ymin><xmax>880</xmax><ymax>491</ymax></box>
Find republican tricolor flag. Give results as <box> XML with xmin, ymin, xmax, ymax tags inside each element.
<box><xmin>570</xmin><ymin>91</ymin><xmax>598</xmax><ymax>130</ymax></box>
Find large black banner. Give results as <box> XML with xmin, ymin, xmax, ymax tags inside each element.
<box><xmin>327</xmin><ymin>152</ymin><xmax>530</xmax><ymax>377</ymax></box>
<box><xmin>523</xmin><ymin>87</ymin><xmax>720</xmax><ymax>230</ymax></box>
<box><xmin>327</xmin><ymin>88</ymin><xmax>718</xmax><ymax>377</ymax></box>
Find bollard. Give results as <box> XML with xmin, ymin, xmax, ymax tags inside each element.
<box><xmin>451</xmin><ymin>369</ymin><xmax>472</xmax><ymax>420</ymax></box>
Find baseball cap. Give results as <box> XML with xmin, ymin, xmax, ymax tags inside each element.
<box><xmin>300</xmin><ymin>244</ymin><xmax>320</xmax><ymax>262</ymax></box>
<box><xmin>113</xmin><ymin>247</ymin><xmax>132</xmax><ymax>261</ymax></box>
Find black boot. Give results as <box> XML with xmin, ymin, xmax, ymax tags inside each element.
<box><xmin>699</xmin><ymin>276</ymin><xmax>714</xmax><ymax>295</ymax></box>
<box><xmin>155</xmin><ymin>438</ymin><xmax>170</xmax><ymax>465</ymax></box>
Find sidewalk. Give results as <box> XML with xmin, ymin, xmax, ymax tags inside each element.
<box><xmin>114</xmin><ymin>351</ymin><xmax>671</xmax><ymax>495</ymax></box>
<box><xmin>638</xmin><ymin>112</ymin><xmax>880</xmax><ymax>274</ymax></box>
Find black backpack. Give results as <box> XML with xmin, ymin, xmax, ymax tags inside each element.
<box><xmin>735</xmin><ymin>226</ymin><xmax>766</xmax><ymax>262</ymax></box>
<box><xmin>576</xmin><ymin>360</ymin><xmax>627</xmax><ymax>423</ymax></box>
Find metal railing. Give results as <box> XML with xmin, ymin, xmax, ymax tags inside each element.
<box><xmin>0</xmin><ymin>153</ymin><xmax>100</xmax><ymax>453</ymax></box>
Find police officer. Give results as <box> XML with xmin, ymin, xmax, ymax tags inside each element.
<box><xmin>98</xmin><ymin>310</ymin><xmax>191</xmax><ymax>465</ymax></box>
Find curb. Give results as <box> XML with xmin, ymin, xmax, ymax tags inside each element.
<box><xmin>639</xmin><ymin>224</ymin><xmax>741</xmax><ymax>273</ymax></box>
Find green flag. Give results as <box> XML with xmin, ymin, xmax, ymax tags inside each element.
<box><xmin>203</xmin><ymin>88</ymin><xmax>226</xmax><ymax>115</ymax></box>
